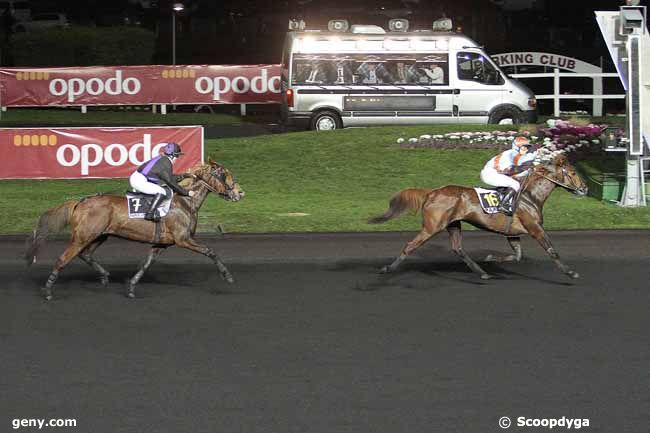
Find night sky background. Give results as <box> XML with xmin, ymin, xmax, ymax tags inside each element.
<box><xmin>12</xmin><ymin>0</ymin><xmax>640</xmax><ymax>65</ymax></box>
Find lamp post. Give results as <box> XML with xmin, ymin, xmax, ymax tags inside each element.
<box><xmin>172</xmin><ymin>2</ymin><xmax>184</xmax><ymax>65</ymax></box>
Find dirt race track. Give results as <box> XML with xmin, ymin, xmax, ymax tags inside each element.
<box><xmin>2</xmin><ymin>230</ymin><xmax>649</xmax><ymax>433</ymax></box>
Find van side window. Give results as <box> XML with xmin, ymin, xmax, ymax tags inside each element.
<box><xmin>291</xmin><ymin>53</ymin><xmax>449</xmax><ymax>86</ymax></box>
<box><xmin>457</xmin><ymin>52</ymin><xmax>503</xmax><ymax>85</ymax></box>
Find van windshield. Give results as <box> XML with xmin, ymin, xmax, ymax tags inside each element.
<box><xmin>291</xmin><ymin>53</ymin><xmax>449</xmax><ymax>86</ymax></box>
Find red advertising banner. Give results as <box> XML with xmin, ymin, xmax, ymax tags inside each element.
<box><xmin>0</xmin><ymin>64</ymin><xmax>282</xmax><ymax>107</ymax></box>
<box><xmin>1</xmin><ymin>126</ymin><xmax>203</xmax><ymax>179</ymax></box>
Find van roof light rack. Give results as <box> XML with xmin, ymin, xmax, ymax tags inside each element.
<box><xmin>328</xmin><ymin>19</ymin><xmax>349</xmax><ymax>32</ymax></box>
<box><xmin>432</xmin><ymin>17</ymin><xmax>453</xmax><ymax>32</ymax></box>
<box><xmin>350</xmin><ymin>24</ymin><xmax>386</xmax><ymax>34</ymax></box>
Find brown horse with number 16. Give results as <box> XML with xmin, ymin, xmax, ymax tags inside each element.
<box><xmin>368</xmin><ymin>154</ymin><xmax>587</xmax><ymax>280</ymax></box>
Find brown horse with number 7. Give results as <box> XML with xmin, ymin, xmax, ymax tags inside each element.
<box><xmin>368</xmin><ymin>154</ymin><xmax>587</xmax><ymax>279</ymax></box>
<box><xmin>24</xmin><ymin>159</ymin><xmax>244</xmax><ymax>300</ymax></box>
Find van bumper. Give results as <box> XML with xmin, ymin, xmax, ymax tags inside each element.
<box><xmin>523</xmin><ymin>109</ymin><xmax>538</xmax><ymax>123</ymax></box>
<box><xmin>282</xmin><ymin>111</ymin><xmax>312</xmax><ymax>130</ymax></box>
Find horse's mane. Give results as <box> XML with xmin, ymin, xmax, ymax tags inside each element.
<box><xmin>179</xmin><ymin>163</ymin><xmax>210</xmax><ymax>188</ymax></box>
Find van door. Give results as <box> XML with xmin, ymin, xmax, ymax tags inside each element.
<box><xmin>453</xmin><ymin>51</ymin><xmax>505</xmax><ymax>124</ymax></box>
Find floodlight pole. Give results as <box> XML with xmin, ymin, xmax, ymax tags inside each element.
<box><xmin>172</xmin><ymin>11</ymin><xmax>176</xmax><ymax>65</ymax></box>
<box><xmin>172</xmin><ymin>3</ymin><xmax>184</xmax><ymax>66</ymax></box>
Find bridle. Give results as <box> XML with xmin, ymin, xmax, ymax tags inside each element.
<box><xmin>191</xmin><ymin>165</ymin><xmax>237</xmax><ymax>198</ymax></box>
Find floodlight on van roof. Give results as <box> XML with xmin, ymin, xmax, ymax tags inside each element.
<box><xmin>328</xmin><ymin>19</ymin><xmax>349</xmax><ymax>32</ymax></box>
<box><xmin>350</xmin><ymin>24</ymin><xmax>386</xmax><ymax>34</ymax></box>
<box><xmin>432</xmin><ymin>18</ymin><xmax>453</xmax><ymax>32</ymax></box>
<box><xmin>388</xmin><ymin>18</ymin><xmax>409</xmax><ymax>32</ymax></box>
<box><xmin>289</xmin><ymin>19</ymin><xmax>306</xmax><ymax>31</ymax></box>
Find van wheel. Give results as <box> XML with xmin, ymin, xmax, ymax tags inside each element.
<box><xmin>489</xmin><ymin>106</ymin><xmax>522</xmax><ymax>125</ymax></box>
<box><xmin>310</xmin><ymin>110</ymin><xmax>342</xmax><ymax>131</ymax></box>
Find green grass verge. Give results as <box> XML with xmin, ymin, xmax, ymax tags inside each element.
<box><xmin>0</xmin><ymin>108</ymin><xmax>243</xmax><ymax>127</ymax></box>
<box><xmin>2</xmin><ymin>124</ymin><xmax>650</xmax><ymax>234</ymax></box>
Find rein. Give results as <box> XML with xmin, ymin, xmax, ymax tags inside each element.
<box><xmin>535</xmin><ymin>170</ymin><xmax>580</xmax><ymax>192</ymax></box>
<box><xmin>193</xmin><ymin>176</ymin><xmax>226</xmax><ymax>196</ymax></box>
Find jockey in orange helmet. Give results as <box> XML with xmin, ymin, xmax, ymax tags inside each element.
<box><xmin>480</xmin><ymin>135</ymin><xmax>536</xmax><ymax>215</ymax></box>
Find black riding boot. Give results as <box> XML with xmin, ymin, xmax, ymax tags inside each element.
<box><xmin>498</xmin><ymin>188</ymin><xmax>517</xmax><ymax>216</ymax></box>
<box><xmin>145</xmin><ymin>193</ymin><xmax>165</xmax><ymax>222</ymax></box>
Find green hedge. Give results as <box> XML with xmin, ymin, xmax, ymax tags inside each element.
<box><xmin>9</xmin><ymin>26</ymin><xmax>155</xmax><ymax>66</ymax></box>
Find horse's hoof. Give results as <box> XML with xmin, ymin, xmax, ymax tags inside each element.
<box><xmin>44</xmin><ymin>293</ymin><xmax>53</xmax><ymax>301</ymax></box>
<box><xmin>221</xmin><ymin>271</ymin><xmax>234</xmax><ymax>283</ymax></box>
<box><xmin>125</xmin><ymin>287</ymin><xmax>135</xmax><ymax>298</ymax></box>
<box><xmin>480</xmin><ymin>273</ymin><xmax>491</xmax><ymax>280</ymax></box>
<box><xmin>379</xmin><ymin>266</ymin><xmax>391</xmax><ymax>274</ymax></box>
<box><xmin>100</xmin><ymin>276</ymin><xmax>110</xmax><ymax>286</ymax></box>
<box><xmin>567</xmin><ymin>270</ymin><xmax>580</xmax><ymax>279</ymax></box>
<box><xmin>484</xmin><ymin>254</ymin><xmax>495</xmax><ymax>262</ymax></box>
<box><xmin>41</xmin><ymin>288</ymin><xmax>53</xmax><ymax>300</ymax></box>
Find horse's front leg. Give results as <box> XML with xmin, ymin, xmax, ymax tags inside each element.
<box><xmin>523</xmin><ymin>223</ymin><xmax>579</xmax><ymax>279</ymax></box>
<box><xmin>126</xmin><ymin>247</ymin><xmax>165</xmax><ymax>298</ymax></box>
<box><xmin>484</xmin><ymin>236</ymin><xmax>523</xmax><ymax>263</ymax></box>
<box><xmin>176</xmin><ymin>238</ymin><xmax>234</xmax><ymax>284</ymax></box>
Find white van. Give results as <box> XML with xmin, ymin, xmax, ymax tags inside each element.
<box><xmin>280</xmin><ymin>18</ymin><xmax>537</xmax><ymax>130</ymax></box>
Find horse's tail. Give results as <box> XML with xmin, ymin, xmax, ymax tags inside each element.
<box><xmin>24</xmin><ymin>200</ymin><xmax>78</xmax><ymax>266</ymax></box>
<box><xmin>367</xmin><ymin>188</ymin><xmax>431</xmax><ymax>224</ymax></box>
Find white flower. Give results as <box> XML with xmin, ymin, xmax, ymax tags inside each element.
<box><xmin>497</xmin><ymin>136</ymin><xmax>507</xmax><ymax>141</ymax></box>
<box><xmin>408</xmin><ymin>138</ymin><xmax>418</xmax><ymax>144</ymax></box>
<box><xmin>396</xmin><ymin>137</ymin><xmax>405</xmax><ymax>144</ymax></box>
<box><xmin>449</xmin><ymin>135</ymin><xmax>460</xmax><ymax>140</ymax></box>
<box><xmin>462</xmin><ymin>134</ymin><xmax>471</xmax><ymax>139</ymax></box>
<box><xmin>420</xmin><ymin>134</ymin><xmax>431</xmax><ymax>140</ymax></box>
<box><xmin>546</xmin><ymin>119</ymin><xmax>557</xmax><ymax>127</ymax></box>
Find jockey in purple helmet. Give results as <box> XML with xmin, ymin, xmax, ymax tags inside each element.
<box><xmin>129</xmin><ymin>142</ymin><xmax>195</xmax><ymax>221</ymax></box>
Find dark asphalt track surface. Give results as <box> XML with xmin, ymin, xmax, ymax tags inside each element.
<box><xmin>2</xmin><ymin>230</ymin><xmax>649</xmax><ymax>433</ymax></box>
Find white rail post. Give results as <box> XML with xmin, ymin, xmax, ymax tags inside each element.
<box><xmin>240</xmin><ymin>103</ymin><xmax>246</xmax><ymax>116</ymax></box>
<box><xmin>553</xmin><ymin>68</ymin><xmax>560</xmax><ymax>117</ymax></box>
<box><xmin>592</xmin><ymin>76</ymin><xmax>603</xmax><ymax>117</ymax></box>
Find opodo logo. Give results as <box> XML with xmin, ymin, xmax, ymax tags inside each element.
<box><xmin>194</xmin><ymin>68</ymin><xmax>280</xmax><ymax>101</ymax></box>
<box><xmin>49</xmin><ymin>70</ymin><xmax>142</xmax><ymax>103</ymax></box>
<box><xmin>55</xmin><ymin>134</ymin><xmax>167</xmax><ymax>175</ymax></box>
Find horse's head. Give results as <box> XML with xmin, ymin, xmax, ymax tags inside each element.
<box><xmin>538</xmin><ymin>154</ymin><xmax>588</xmax><ymax>196</ymax></box>
<box><xmin>194</xmin><ymin>159</ymin><xmax>245</xmax><ymax>201</ymax></box>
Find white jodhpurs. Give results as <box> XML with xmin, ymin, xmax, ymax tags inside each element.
<box><xmin>129</xmin><ymin>171</ymin><xmax>166</xmax><ymax>196</ymax></box>
<box><xmin>480</xmin><ymin>167</ymin><xmax>521</xmax><ymax>191</ymax></box>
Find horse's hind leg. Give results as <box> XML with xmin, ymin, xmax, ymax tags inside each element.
<box><xmin>78</xmin><ymin>235</ymin><xmax>110</xmax><ymax>286</ymax></box>
<box><xmin>42</xmin><ymin>238</ymin><xmax>92</xmax><ymax>300</ymax></box>
<box><xmin>380</xmin><ymin>208</ymin><xmax>445</xmax><ymax>274</ymax></box>
<box><xmin>126</xmin><ymin>247</ymin><xmax>165</xmax><ymax>298</ymax></box>
<box><xmin>484</xmin><ymin>236</ymin><xmax>523</xmax><ymax>263</ymax></box>
<box><xmin>447</xmin><ymin>221</ymin><xmax>491</xmax><ymax>280</ymax></box>
<box><xmin>524</xmin><ymin>222</ymin><xmax>579</xmax><ymax>279</ymax></box>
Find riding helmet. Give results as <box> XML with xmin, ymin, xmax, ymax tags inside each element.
<box><xmin>163</xmin><ymin>142</ymin><xmax>184</xmax><ymax>157</ymax></box>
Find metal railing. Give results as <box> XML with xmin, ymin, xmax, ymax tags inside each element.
<box><xmin>510</xmin><ymin>69</ymin><xmax>624</xmax><ymax>117</ymax></box>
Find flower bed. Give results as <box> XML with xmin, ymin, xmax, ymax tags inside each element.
<box><xmin>396</xmin><ymin>118</ymin><xmax>620</xmax><ymax>162</ymax></box>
